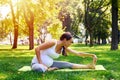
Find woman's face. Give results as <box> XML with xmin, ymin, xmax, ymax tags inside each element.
<box><xmin>64</xmin><ymin>38</ymin><xmax>73</xmax><ymax>47</ymax></box>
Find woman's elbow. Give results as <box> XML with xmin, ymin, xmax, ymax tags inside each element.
<box><xmin>35</xmin><ymin>47</ymin><xmax>39</xmax><ymax>53</ymax></box>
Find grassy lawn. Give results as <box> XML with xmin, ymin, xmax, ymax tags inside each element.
<box><xmin>0</xmin><ymin>44</ymin><xmax>120</xmax><ymax>80</ymax></box>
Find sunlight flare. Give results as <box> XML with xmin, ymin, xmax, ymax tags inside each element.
<box><xmin>0</xmin><ymin>5</ymin><xmax>10</xmax><ymax>19</ymax></box>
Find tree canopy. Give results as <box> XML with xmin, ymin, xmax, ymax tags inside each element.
<box><xmin>0</xmin><ymin>0</ymin><xmax>120</xmax><ymax>50</ymax></box>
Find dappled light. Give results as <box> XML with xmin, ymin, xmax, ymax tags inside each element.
<box><xmin>0</xmin><ymin>45</ymin><xmax>34</xmax><ymax>57</ymax></box>
<box><xmin>0</xmin><ymin>73</ymin><xmax>7</xmax><ymax>80</ymax></box>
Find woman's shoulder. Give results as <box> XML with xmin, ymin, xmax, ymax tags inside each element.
<box><xmin>37</xmin><ymin>40</ymin><xmax>57</xmax><ymax>50</ymax></box>
<box><xmin>43</xmin><ymin>39</ymin><xmax>57</xmax><ymax>46</ymax></box>
<box><xmin>45</xmin><ymin>39</ymin><xmax>56</xmax><ymax>43</ymax></box>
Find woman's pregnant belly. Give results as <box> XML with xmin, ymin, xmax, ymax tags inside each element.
<box><xmin>41</xmin><ymin>54</ymin><xmax>53</xmax><ymax>67</ymax></box>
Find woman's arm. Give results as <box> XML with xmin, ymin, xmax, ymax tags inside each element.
<box><xmin>66</xmin><ymin>48</ymin><xmax>93</xmax><ymax>57</ymax></box>
<box><xmin>35</xmin><ymin>41</ymin><xmax>55</xmax><ymax>64</ymax></box>
<box><xmin>66</xmin><ymin>48</ymin><xmax>97</xmax><ymax>64</ymax></box>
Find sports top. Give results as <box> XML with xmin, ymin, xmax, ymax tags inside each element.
<box><xmin>31</xmin><ymin>40</ymin><xmax>60</xmax><ymax>67</ymax></box>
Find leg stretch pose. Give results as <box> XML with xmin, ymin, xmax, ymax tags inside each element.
<box><xmin>31</xmin><ymin>60</ymin><xmax>96</xmax><ymax>72</ymax></box>
<box><xmin>31</xmin><ymin>32</ymin><xmax>97</xmax><ymax>72</ymax></box>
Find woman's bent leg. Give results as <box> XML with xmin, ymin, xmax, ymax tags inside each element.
<box><xmin>31</xmin><ymin>63</ymin><xmax>47</xmax><ymax>72</ymax></box>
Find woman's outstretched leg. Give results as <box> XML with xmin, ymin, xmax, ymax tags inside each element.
<box><xmin>71</xmin><ymin>63</ymin><xmax>95</xmax><ymax>69</ymax></box>
<box><xmin>51</xmin><ymin>61</ymin><xmax>95</xmax><ymax>69</ymax></box>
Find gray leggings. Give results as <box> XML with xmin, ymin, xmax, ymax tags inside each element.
<box><xmin>50</xmin><ymin>61</ymin><xmax>73</xmax><ymax>69</ymax></box>
<box><xmin>31</xmin><ymin>61</ymin><xmax>73</xmax><ymax>72</ymax></box>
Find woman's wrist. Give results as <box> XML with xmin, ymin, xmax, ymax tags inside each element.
<box><xmin>89</xmin><ymin>54</ymin><xmax>94</xmax><ymax>57</ymax></box>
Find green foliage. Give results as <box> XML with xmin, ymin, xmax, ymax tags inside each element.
<box><xmin>47</xmin><ymin>19</ymin><xmax>64</xmax><ymax>39</ymax></box>
<box><xmin>70</xmin><ymin>8</ymin><xmax>83</xmax><ymax>35</ymax></box>
<box><xmin>68</xmin><ymin>0</ymin><xmax>84</xmax><ymax>27</ymax></box>
<box><xmin>0</xmin><ymin>18</ymin><xmax>13</xmax><ymax>41</ymax></box>
<box><xmin>83</xmin><ymin>0</ymin><xmax>111</xmax><ymax>45</ymax></box>
<box><xmin>58</xmin><ymin>0</ymin><xmax>84</xmax><ymax>35</ymax></box>
<box><xmin>26</xmin><ymin>0</ymin><xmax>64</xmax><ymax>39</ymax></box>
<box><xmin>118</xmin><ymin>0</ymin><xmax>120</xmax><ymax>29</ymax></box>
<box><xmin>34</xmin><ymin>0</ymin><xmax>62</xmax><ymax>24</ymax></box>
<box><xmin>0</xmin><ymin>0</ymin><xmax>64</xmax><ymax>41</ymax></box>
<box><xmin>93</xmin><ymin>18</ymin><xmax>111</xmax><ymax>39</ymax></box>
<box><xmin>0</xmin><ymin>0</ymin><xmax>8</xmax><ymax>4</ymax></box>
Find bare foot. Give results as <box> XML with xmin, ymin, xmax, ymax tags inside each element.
<box><xmin>87</xmin><ymin>64</ymin><xmax>95</xmax><ymax>69</ymax></box>
<box><xmin>47</xmin><ymin>67</ymin><xmax>58</xmax><ymax>71</ymax></box>
<box><xmin>93</xmin><ymin>55</ymin><xmax>97</xmax><ymax>65</ymax></box>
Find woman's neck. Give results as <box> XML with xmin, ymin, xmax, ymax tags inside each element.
<box><xmin>55</xmin><ymin>40</ymin><xmax>63</xmax><ymax>53</ymax></box>
<box><xmin>57</xmin><ymin>40</ymin><xmax>64</xmax><ymax>47</ymax></box>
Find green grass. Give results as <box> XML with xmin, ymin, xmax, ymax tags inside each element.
<box><xmin>0</xmin><ymin>44</ymin><xmax>120</xmax><ymax>80</ymax></box>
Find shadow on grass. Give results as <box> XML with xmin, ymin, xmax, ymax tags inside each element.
<box><xmin>0</xmin><ymin>48</ymin><xmax>34</xmax><ymax>58</ymax></box>
<box><xmin>0</xmin><ymin>49</ymin><xmax>30</xmax><ymax>51</ymax></box>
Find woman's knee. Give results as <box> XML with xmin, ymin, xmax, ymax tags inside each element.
<box><xmin>32</xmin><ymin>67</ymin><xmax>43</xmax><ymax>72</ymax></box>
<box><xmin>31</xmin><ymin>63</ymin><xmax>47</xmax><ymax>72</ymax></box>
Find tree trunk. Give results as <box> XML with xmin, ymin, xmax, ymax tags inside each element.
<box><xmin>111</xmin><ymin>0</ymin><xmax>118</xmax><ymax>50</ymax></box>
<box><xmin>85</xmin><ymin>30</ymin><xmax>89</xmax><ymax>46</ymax></box>
<box><xmin>62</xmin><ymin>13</ymin><xmax>72</xmax><ymax>31</ymax></box>
<box><xmin>9</xmin><ymin>0</ymin><xmax>18</xmax><ymax>49</ymax></box>
<box><xmin>118</xmin><ymin>30</ymin><xmax>120</xmax><ymax>43</ymax></box>
<box><xmin>23</xmin><ymin>2</ymin><xmax>34</xmax><ymax>50</ymax></box>
<box><xmin>29</xmin><ymin>23</ymin><xmax>34</xmax><ymax>50</ymax></box>
<box><xmin>9</xmin><ymin>32</ymin><xmax>12</xmax><ymax>45</ymax></box>
<box><xmin>12</xmin><ymin>26</ymin><xmax>18</xmax><ymax>49</ymax></box>
<box><xmin>97</xmin><ymin>34</ymin><xmax>101</xmax><ymax>44</ymax></box>
<box><xmin>102</xmin><ymin>38</ymin><xmax>107</xmax><ymax>44</ymax></box>
<box><xmin>89</xmin><ymin>32</ymin><xmax>93</xmax><ymax>47</ymax></box>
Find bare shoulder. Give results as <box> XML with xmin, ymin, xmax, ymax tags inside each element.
<box><xmin>37</xmin><ymin>39</ymin><xmax>56</xmax><ymax>50</ymax></box>
<box><xmin>43</xmin><ymin>39</ymin><xmax>56</xmax><ymax>46</ymax></box>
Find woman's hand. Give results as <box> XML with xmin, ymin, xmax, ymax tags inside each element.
<box><xmin>42</xmin><ymin>64</ymin><xmax>48</xmax><ymax>70</ymax></box>
<box><xmin>92</xmin><ymin>54</ymin><xmax>97</xmax><ymax>65</ymax></box>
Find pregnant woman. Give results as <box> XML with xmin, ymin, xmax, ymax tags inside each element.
<box><xmin>31</xmin><ymin>32</ymin><xmax>97</xmax><ymax>72</ymax></box>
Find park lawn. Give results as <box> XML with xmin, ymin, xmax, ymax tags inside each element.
<box><xmin>0</xmin><ymin>44</ymin><xmax>120</xmax><ymax>80</ymax></box>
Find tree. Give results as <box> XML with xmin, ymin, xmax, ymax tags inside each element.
<box><xmin>0</xmin><ymin>19</ymin><xmax>9</xmax><ymax>41</ymax></box>
<box><xmin>47</xmin><ymin>19</ymin><xmax>64</xmax><ymax>39</ymax></box>
<box><xmin>59</xmin><ymin>10</ymin><xmax>72</xmax><ymax>32</ymax></box>
<box><xmin>58</xmin><ymin>0</ymin><xmax>83</xmax><ymax>35</ymax></box>
<box><xmin>118</xmin><ymin>0</ymin><xmax>120</xmax><ymax>43</ymax></box>
<box><xmin>111</xmin><ymin>0</ymin><xmax>118</xmax><ymax>50</ymax></box>
<box><xmin>93</xmin><ymin>15</ymin><xmax>111</xmax><ymax>44</ymax></box>
<box><xmin>22</xmin><ymin>1</ymin><xmax>34</xmax><ymax>50</ymax></box>
<box><xmin>83</xmin><ymin>0</ymin><xmax>110</xmax><ymax>46</ymax></box>
<box><xmin>1</xmin><ymin>0</ymin><xmax>65</xmax><ymax>49</ymax></box>
<box><xmin>34</xmin><ymin>0</ymin><xmax>64</xmax><ymax>42</ymax></box>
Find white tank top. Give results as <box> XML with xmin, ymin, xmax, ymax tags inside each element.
<box><xmin>32</xmin><ymin>40</ymin><xmax>60</xmax><ymax>67</ymax></box>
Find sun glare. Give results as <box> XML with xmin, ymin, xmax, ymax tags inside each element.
<box><xmin>0</xmin><ymin>5</ymin><xmax>10</xmax><ymax>20</ymax></box>
<box><xmin>12</xmin><ymin>0</ymin><xmax>18</xmax><ymax>4</ymax></box>
<box><xmin>0</xmin><ymin>0</ymin><xmax>18</xmax><ymax>20</ymax></box>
